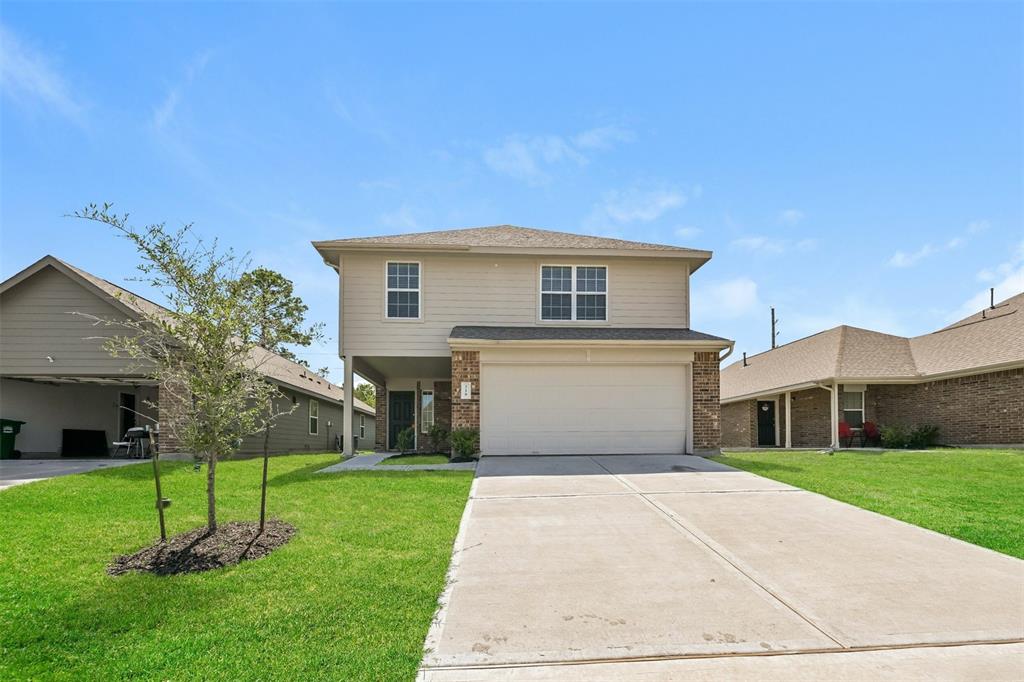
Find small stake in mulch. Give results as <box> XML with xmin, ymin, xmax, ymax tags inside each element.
<box><xmin>151</xmin><ymin>452</ymin><xmax>169</xmax><ymax>542</ymax></box>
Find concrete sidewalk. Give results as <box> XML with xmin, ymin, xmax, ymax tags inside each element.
<box><xmin>419</xmin><ymin>455</ymin><xmax>1024</xmax><ymax>680</ymax></box>
<box><xmin>0</xmin><ymin>458</ymin><xmax>144</xmax><ymax>491</ymax></box>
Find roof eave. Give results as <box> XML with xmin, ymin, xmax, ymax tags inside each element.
<box><xmin>313</xmin><ymin>241</ymin><xmax>712</xmax><ymax>265</ymax></box>
<box><xmin>448</xmin><ymin>337</ymin><xmax>732</xmax><ymax>350</ymax></box>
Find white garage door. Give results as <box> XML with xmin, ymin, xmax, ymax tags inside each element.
<box><xmin>480</xmin><ymin>363</ymin><xmax>688</xmax><ymax>455</ymax></box>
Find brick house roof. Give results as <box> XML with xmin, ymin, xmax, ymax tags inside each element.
<box><xmin>721</xmin><ymin>291</ymin><xmax>1024</xmax><ymax>402</ymax></box>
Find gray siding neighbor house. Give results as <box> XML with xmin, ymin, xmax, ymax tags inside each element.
<box><xmin>720</xmin><ymin>291</ymin><xmax>1024</xmax><ymax>449</ymax></box>
<box><xmin>0</xmin><ymin>256</ymin><xmax>373</xmax><ymax>457</ymax></box>
<box><xmin>312</xmin><ymin>225</ymin><xmax>733</xmax><ymax>457</ymax></box>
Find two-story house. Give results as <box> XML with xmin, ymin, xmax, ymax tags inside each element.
<box><xmin>313</xmin><ymin>226</ymin><xmax>733</xmax><ymax>457</ymax></box>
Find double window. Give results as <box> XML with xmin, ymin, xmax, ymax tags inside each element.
<box><xmin>842</xmin><ymin>390</ymin><xmax>864</xmax><ymax>428</ymax></box>
<box><xmin>540</xmin><ymin>265</ymin><xmax>607</xmax><ymax>321</ymax></box>
<box><xmin>309</xmin><ymin>399</ymin><xmax>319</xmax><ymax>435</ymax></box>
<box><xmin>386</xmin><ymin>262</ymin><xmax>420</xmax><ymax>319</ymax></box>
<box><xmin>421</xmin><ymin>390</ymin><xmax>434</xmax><ymax>433</ymax></box>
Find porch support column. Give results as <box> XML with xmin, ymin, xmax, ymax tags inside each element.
<box><xmin>784</xmin><ymin>390</ymin><xmax>792</xmax><ymax>448</ymax></box>
<box><xmin>342</xmin><ymin>354</ymin><xmax>354</xmax><ymax>458</ymax></box>
<box><xmin>829</xmin><ymin>382</ymin><xmax>839</xmax><ymax>449</ymax></box>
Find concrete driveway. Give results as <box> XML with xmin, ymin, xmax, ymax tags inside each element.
<box><xmin>0</xmin><ymin>458</ymin><xmax>144</xmax><ymax>491</ymax></box>
<box><xmin>419</xmin><ymin>455</ymin><xmax>1024</xmax><ymax>680</ymax></box>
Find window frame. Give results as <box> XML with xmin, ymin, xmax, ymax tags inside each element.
<box><xmin>538</xmin><ymin>264</ymin><xmax>609</xmax><ymax>322</ymax></box>
<box><xmin>383</xmin><ymin>260</ymin><xmax>423</xmax><ymax>321</ymax></box>
<box><xmin>841</xmin><ymin>390</ymin><xmax>865</xmax><ymax>428</ymax></box>
<box><xmin>359</xmin><ymin>414</ymin><xmax>366</xmax><ymax>439</ymax></box>
<box><xmin>308</xmin><ymin>399</ymin><xmax>319</xmax><ymax>435</ymax></box>
<box><xmin>420</xmin><ymin>390</ymin><xmax>435</xmax><ymax>434</ymax></box>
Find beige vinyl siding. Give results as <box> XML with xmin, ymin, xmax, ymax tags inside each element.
<box><xmin>0</xmin><ymin>265</ymin><xmax>141</xmax><ymax>376</ymax></box>
<box><xmin>341</xmin><ymin>252</ymin><xmax>690</xmax><ymax>356</ymax></box>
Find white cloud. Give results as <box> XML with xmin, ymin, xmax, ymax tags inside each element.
<box><xmin>674</xmin><ymin>226</ymin><xmax>701</xmax><ymax>239</ymax></box>
<box><xmin>946</xmin><ymin>236</ymin><xmax>966</xmax><ymax>249</ymax></box>
<box><xmin>785</xmin><ymin>296</ymin><xmax>909</xmax><ymax>338</ymax></box>
<box><xmin>731</xmin><ymin>236</ymin><xmax>817</xmax><ymax>254</ymax></box>
<box><xmin>778</xmin><ymin>208</ymin><xmax>804</xmax><ymax>225</ymax></box>
<box><xmin>888</xmin><ymin>243</ymin><xmax>935</xmax><ymax>268</ymax></box>
<box><xmin>152</xmin><ymin>50</ymin><xmax>211</xmax><ymax>131</ymax></box>
<box><xmin>572</xmin><ymin>124</ymin><xmax>635</xmax><ymax>150</ymax></box>
<box><xmin>692</xmin><ymin>277</ymin><xmax>761</xmax><ymax>320</ymax></box>
<box><xmin>958</xmin><ymin>241</ymin><xmax>1024</xmax><ymax>317</ymax></box>
<box><xmin>0</xmin><ymin>23</ymin><xmax>85</xmax><ymax>123</ymax></box>
<box><xmin>483</xmin><ymin>125</ymin><xmax>633</xmax><ymax>185</ymax></box>
<box><xmin>967</xmin><ymin>220</ymin><xmax>990</xmax><ymax>234</ymax></box>
<box><xmin>378</xmin><ymin>205</ymin><xmax>420</xmax><ymax>231</ymax></box>
<box><xmin>583</xmin><ymin>185</ymin><xmax>690</xmax><ymax>231</ymax></box>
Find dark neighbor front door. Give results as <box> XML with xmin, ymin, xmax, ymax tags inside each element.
<box><xmin>389</xmin><ymin>391</ymin><xmax>415</xmax><ymax>449</ymax></box>
<box><xmin>757</xmin><ymin>400</ymin><xmax>776</xmax><ymax>446</ymax></box>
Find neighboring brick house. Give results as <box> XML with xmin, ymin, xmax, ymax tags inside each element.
<box><xmin>0</xmin><ymin>256</ymin><xmax>374</xmax><ymax>457</ymax></box>
<box><xmin>313</xmin><ymin>225</ymin><xmax>733</xmax><ymax>457</ymax></box>
<box><xmin>720</xmin><ymin>291</ymin><xmax>1024</xmax><ymax>448</ymax></box>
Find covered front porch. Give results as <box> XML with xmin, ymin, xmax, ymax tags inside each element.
<box><xmin>343</xmin><ymin>355</ymin><xmax>454</xmax><ymax>455</ymax></box>
<box><xmin>721</xmin><ymin>382</ymin><xmax>873</xmax><ymax>450</ymax></box>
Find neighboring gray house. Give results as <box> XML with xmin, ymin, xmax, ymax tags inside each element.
<box><xmin>312</xmin><ymin>225</ymin><xmax>733</xmax><ymax>457</ymax></box>
<box><xmin>0</xmin><ymin>255</ymin><xmax>374</xmax><ymax>457</ymax></box>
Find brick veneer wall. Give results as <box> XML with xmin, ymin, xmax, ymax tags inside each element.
<box><xmin>721</xmin><ymin>400</ymin><xmax>757</xmax><ymax>447</ymax></box>
<box><xmin>374</xmin><ymin>385</ymin><xmax>387</xmax><ymax>450</ymax></box>
<box><xmin>790</xmin><ymin>387</ymin><xmax>832</xmax><ymax>447</ymax></box>
<box><xmin>434</xmin><ymin>381</ymin><xmax>452</xmax><ymax>430</ymax></box>
<box><xmin>155</xmin><ymin>379</ymin><xmax>188</xmax><ymax>453</ymax></box>
<box><xmin>451</xmin><ymin>351</ymin><xmax>480</xmax><ymax>432</ymax></box>
<box><xmin>692</xmin><ymin>352</ymin><xmax>721</xmax><ymax>452</ymax></box>
<box><xmin>868</xmin><ymin>368</ymin><xmax>1023</xmax><ymax>445</ymax></box>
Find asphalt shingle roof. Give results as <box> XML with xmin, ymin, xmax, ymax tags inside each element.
<box><xmin>314</xmin><ymin>225</ymin><xmax>708</xmax><ymax>255</ymax></box>
<box><xmin>721</xmin><ymin>291</ymin><xmax>1024</xmax><ymax>401</ymax></box>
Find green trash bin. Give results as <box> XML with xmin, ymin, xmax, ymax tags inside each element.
<box><xmin>1</xmin><ymin>419</ymin><xmax>26</xmax><ymax>459</ymax></box>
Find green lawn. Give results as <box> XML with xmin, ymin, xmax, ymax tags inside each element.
<box><xmin>0</xmin><ymin>453</ymin><xmax>473</xmax><ymax>681</ymax></box>
<box><xmin>717</xmin><ymin>449</ymin><xmax>1024</xmax><ymax>559</ymax></box>
<box><xmin>379</xmin><ymin>454</ymin><xmax>450</xmax><ymax>466</ymax></box>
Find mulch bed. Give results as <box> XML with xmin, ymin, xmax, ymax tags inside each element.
<box><xmin>108</xmin><ymin>519</ymin><xmax>296</xmax><ymax>576</ymax></box>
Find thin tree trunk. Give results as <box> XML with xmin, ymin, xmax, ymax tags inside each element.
<box><xmin>259</xmin><ymin>425</ymin><xmax>270</xmax><ymax>532</ymax></box>
<box><xmin>206</xmin><ymin>454</ymin><xmax>217</xmax><ymax>532</ymax></box>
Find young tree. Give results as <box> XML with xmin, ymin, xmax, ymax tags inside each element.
<box><xmin>74</xmin><ymin>204</ymin><xmax>292</xmax><ymax>532</ymax></box>
<box><xmin>353</xmin><ymin>382</ymin><xmax>376</xmax><ymax>407</ymax></box>
<box><xmin>237</xmin><ymin>267</ymin><xmax>323</xmax><ymax>532</ymax></box>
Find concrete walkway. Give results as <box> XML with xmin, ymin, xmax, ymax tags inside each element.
<box><xmin>0</xmin><ymin>458</ymin><xmax>144</xmax><ymax>491</ymax></box>
<box><xmin>418</xmin><ymin>455</ymin><xmax>1024</xmax><ymax>680</ymax></box>
<box><xmin>317</xmin><ymin>453</ymin><xmax>477</xmax><ymax>473</ymax></box>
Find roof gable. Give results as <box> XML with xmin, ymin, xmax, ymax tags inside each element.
<box><xmin>0</xmin><ymin>255</ymin><xmax>373</xmax><ymax>414</ymax></box>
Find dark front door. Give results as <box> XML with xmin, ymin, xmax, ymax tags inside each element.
<box><xmin>757</xmin><ymin>400</ymin><xmax>776</xmax><ymax>446</ymax></box>
<box><xmin>389</xmin><ymin>391</ymin><xmax>415</xmax><ymax>449</ymax></box>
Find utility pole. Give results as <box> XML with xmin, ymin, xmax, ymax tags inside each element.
<box><xmin>771</xmin><ymin>307</ymin><xmax>780</xmax><ymax>349</ymax></box>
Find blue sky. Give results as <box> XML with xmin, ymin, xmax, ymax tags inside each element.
<box><xmin>2</xmin><ymin>2</ymin><xmax>1022</xmax><ymax>381</ymax></box>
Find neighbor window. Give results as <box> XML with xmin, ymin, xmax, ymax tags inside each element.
<box><xmin>842</xmin><ymin>390</ymin><xmax>864</xmax><ymax>428</ymax></box>
<box><xmin>540</xmin><ymin>265</ymin><xmax>607</xmax><ymax>321</ymax></box>
<box><xmin>421</xmin><ymin>390</ymin><xmax>434</xmax><ymax>433</ymax></box>
<box><xmin>386</xmin><ymin>262</ymin><xmax>420</xmax><ymax>319</ymax></box>
<box><xmin>309</xmin><ymin>399</ymin><xmax>319</xmax><ymax>435</ymax></box>
<box><xmin>359</xmin><ymin>414</ymin><xmax>366</xmax><ymax>439</ymax></box>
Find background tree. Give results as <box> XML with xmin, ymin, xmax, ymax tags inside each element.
<box><xmin>74</xmin><ymin>204</ymin><xmax>291</xmax><ymax>533</ymax></box>
<box><xmin>354</xmin><ymin>382</ymin><xmax>376</xmax><ymax>407</ymax></box>
<box><xmin>238</xmin><ymin>267</ymin><xmax>323</xmax><ymax>531</ymax></box>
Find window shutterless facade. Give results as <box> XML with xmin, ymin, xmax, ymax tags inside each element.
<box><xmin>309</xmin><ymin>399</ymin><xmax>319</xmax><ymax>435</ymax></box>
<box><xmin>385</xmin><ymin>261</ymin><xmax>421</xmax><ymax>319</ymax></box>
<box><xmin>842</xmin><ymin>390</ymin><xmax>865</xmax><ymax>428</ymax></box>
<box><xmin>540</xmin><ymin>265</ymin><xmax>607</xmax><ymax>321</ymax></box>
<box><xmin>421</xmin><ymin>390</ymin><xmax>434</xmax><ymax>433</ymax></box>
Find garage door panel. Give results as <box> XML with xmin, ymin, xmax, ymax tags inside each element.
<box><xmin>481</xmin><ymin>362</ymin><xmax>688</xmax><ymax>455</ymax></box>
